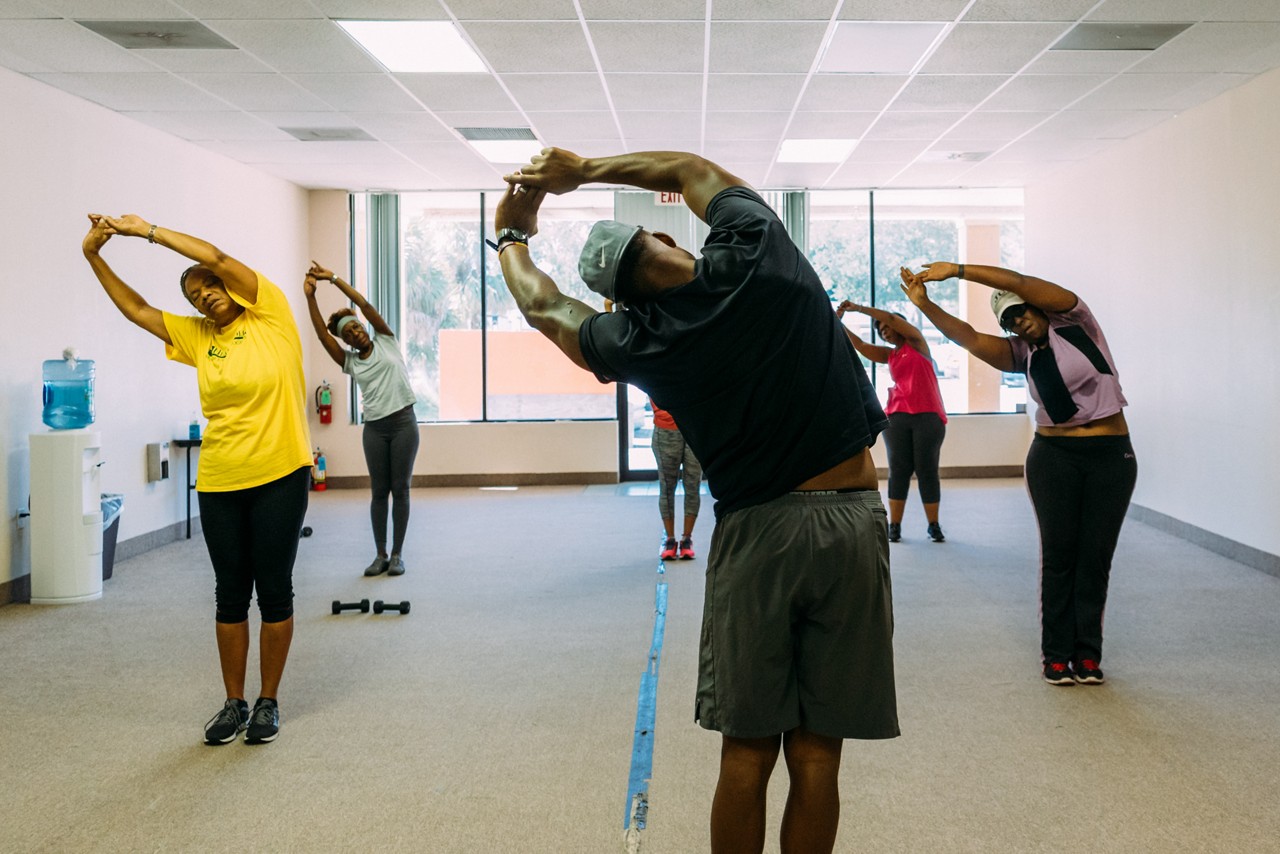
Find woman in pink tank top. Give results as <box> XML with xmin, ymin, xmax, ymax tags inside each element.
<box><xmin>837</xmin><ymin>301</ymin><xmax>947</xmax><ymax>543</ymax></box>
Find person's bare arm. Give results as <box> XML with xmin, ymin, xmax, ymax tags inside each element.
<box><xmin>900</xmin><ymin>268</ymin><xmax>1015</xmax><ymax>372</ymax></box>
<box><xmin>505</xmin><ymin>147</ymin><xmax>747</xmax><ymax>223</ymax></box>
<box><xmin>82</xmin><ymin>216</ymin><xmax>171</xmax><ymax>344</ymax></box>
<box><xmin>94</xmin><ymin>213</ymin><xmax>258</xmax><ymax>304</ymax></box>
<box><xmin>303</xmin><ymin>274</ymin><xmax>347</xmax><ymax>368</ymax></box>
<box><xmin>494</xmin><ymin>184</ymin><xmax>598</xmax><ymax>370</ymax></box>
<box><xmin>840</xmin><ymin>299</ymin><xmax>929</xmax><ymax>357</ymax></box>
<box><xmin>919</xmin><ymin>261</ymin><xmax>1077</xmax><ymax>313</ymax></box>
<box><xmin>310</xmin><ymin>261</ymin><xmax>394</xmax><ymax>338</ymax></box>
<box><xmin>841</xmin><ymin>326</ymin><xmax>892</xmax><ymax>364</ymax></box>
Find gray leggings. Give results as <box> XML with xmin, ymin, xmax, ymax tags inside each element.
<box><xmin>362</xmin><ymin>405</ymin><xmax>419</xmax><ymax>554</ymax></box>
<box><xmin>651</xmin><ymin>425</ymin><xmax>702</xmax><ymax>521</ymax></box>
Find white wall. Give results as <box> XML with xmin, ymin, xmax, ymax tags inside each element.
<box><xmin>0</xmin><ymin>67</ymin><xmax>310</xmax><ymax>584</ymax></box>
<box><xmin>1026</xmin><ymin>67</ymin><xmax>1280</xmax><ymax>557</ymax></box>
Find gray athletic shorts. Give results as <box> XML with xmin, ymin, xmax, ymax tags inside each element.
<box><xmin>695</xmin><ymin>489</ymin><xmax>899</xmax><ymax>740</ymax></box>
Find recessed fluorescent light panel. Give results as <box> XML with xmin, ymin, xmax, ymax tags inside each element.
<box><xmin>819</xmin><ymin>22</ymin><xmax>946</xmax><ymax>73</ymax></box>
<box><xmin>469</xmin><ymin>139</ymin><xmax>544</xmax><ymax>163</ymax></box>
<box><xmin>337</xmin><ymin>20</ymin><xmax>486</xmax><ymax>72</ymax></box>
<box><xmin>1052</xmin><ymin>22</ymin><xmax>1192</xmax><ymax>51</ymax></box>
<box><xmin>778</xmin><ymin>139</ymin><xmax>857</xmax><ymax>163</ymax></box>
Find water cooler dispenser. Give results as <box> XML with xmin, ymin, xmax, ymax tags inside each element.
<box><xmin>29</xmin><ymin>430</ymin><xmax>104</xmax><ymax>604</ymax></box>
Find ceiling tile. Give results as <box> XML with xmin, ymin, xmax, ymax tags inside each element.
<box><xmin>1026</xmin><ymin>109</ymin><xmax>1174</xmax><ymax>139</ymax></box>
<box><xmin>207</xmin><ymin>20</ymin><xmax>384</xmax><ymax>73</ymax></box>
<box><xmin>702</xmin><ymin>139</ymin><xmax>779</xmax><ymax>162</ymax></box>
<box><xmin>767</xmin><ymin>162</ymin><xmax>839</xmax><ymax>188</ymax></box>
<box><xmin>1133</xmin><ymin>22</ymin><xmax>1280</xmax><ymax>73</ymax></box>
<box><xmin>615</xmin><ymin>110</ymin><xmax>701</xmax><ymax>139</ymax></box>
<box><xmin>0</xmin><ymin>21</ymin><xmax>156</xmax><ymax>72</ymax></box>
<box><xmin>606</xmin><ymin>73</ymin><xmax>703</xmax><ymax>111</ymax></box>
<box><xmin>37</xmin><ymin>0</ymin><xmax>187</xmax><ymax>16</ymax></box>
<box><xmin>133</xmin><ymin>48</ymin><xmax>273</xmax><ymax>73</ymax></box>
<box><xmin>433</xmin><ymin>110</ymin><xmax>532</xmax><ymax>130</ymax></box>
<box><xmin>922</xmin><ymin>23</ymin><xmax>1072</xmax><ymax>74</ymax></box>
<box><xmin>164</xmin><ymin>1</ymin><xmax>323</xmax><ymax>17</ymax></box>
<box><xmin>0</xmin><ymin>1</ymin><xmax>62</xmax><ymax>17</ymax></box>
<box><xmin>1073</xmin><ymin>72</ymin><xmax>1247</xmax><ymax>110</ymax></box>
<box><xmin>863</xmin><ymin>111</ymin><xmax>966</xmax><ymax>139</ymax></box>
<box><xmin>395</xmin><ymin>73</ymin><xmax>517</xmax><ymax>112</ymax></box>
<box><xmin>186</xmin><ymin>72</ymin><xmax>334</xmax><ymax>111</ymax></box>
<box><xmin>826</xmin><ymin>160</ymin><xmax>903</xmax><ymax>187</ymax></box>
<box><xmin>590</xmin><ymin>22</ymin><xmax>705</xmax><ymax>73</ymax></box>
<box><xmin>504</xmin><ymin>73</ymin><xmax>611</xmax><ymax>111</ymax></box>
<box><xmin>710</xmin><ymin>22</ymin><xmax>828</xmax><ymax>73</ymax></box>
<box><xmin>462</xmin><ymin>21</ymin><xmax>597</xmax><ymax>73</ymax></box>
<box><xmin>1087</xmin><ymin>1</ymin><xmax>1280</xmax><ymax>23</ymax></box>
<box><xmin>888</xmin><ymin>161</ymin><xmax>970</xmax><ymax>186</ymax></box>
<box><xmin>706</xmin><ymin>73</ymin><xmax>806</xmax><ymax>111</ymax></box>
<box><xmin>344</xmin><ymin>111</ymin><xmax>456</xmax><ymax>141</ymax></box>
<box><xmin>310</xmin><ymin>0</ymin><xmax>450</xmax><ymax>18</ymax></box>
<box><xmin>963</xmin><ymin>0</ymin><xmax>1096</xmax><ymax>22</ymax></box>
<box><xmin>1023</xmin><ymin>49</ymin><xmax>1150</xmax><ymax>73</ymax></box>
<box><xmin>941</xmin><ymin>111</ymin><xmax>1052</xmax><ymax>139</ymax></box>
<box><xmin>847</xmin><ymin>138</ymin><xmax>932</xmax><ymax>162</ymax></box>
<box><xmin>989</xmin><ymin>137</ymin><xmax>1112</xmax><ymax>161</ymax></box>
<box><xmin>712</xmin><ymin>0</ymin><xmax>838</xmax><ymax>21</ymax></box>
<box><xmin>888</xmin><ymin>74</ymin><xmax>1006</xmax><ymax>111</ymax></box>
<box><xmin>798</xmin><ymin>74</ymin><xmax>908</xmax><ymax>111</ymax></box>
<box><xmin>121</xmin><ymin>109</ymin><xmax>290</xmax><ymax>141</ymax></box>
<box><xmin>446</xmin><ymin>0</ymin><xmax>579</xmax><ymax>20</ymax></box>
<box><xmin>786</xmin><ymin>111</ymin><xmax>878</xmax><ymax>137</ymax></box>
<box><xmin>839</xmin><ymin>0</ymin><xmax>969</xmax><ymax>22</ymax></box>
<box><xmin>979</xmin><ymin>73</ymin><xmax>1110</xmax><ymax>110</ymax></box>
<box><xmin>290</xmin><ymin>73</ymin><xmax>421</xmax><ymax>111</ymax></box>
<box><xmin>30</xmin><ymin>71</ymin><xmax>233</xmax><ymax>110</ymax></box>
<box><xmin>526</xmin><ymin>110</ymin><xmax>620</xmax><ymax>140</ymax></box>
<box><xmin>705</xmin><ymin>110</ymin><xmax>790</xmax><ymax>140</ymax></box>
<box><xmin>578</xmin><ymin>0</ymin><xmax>704</xmax><ymax>21</ymax></box>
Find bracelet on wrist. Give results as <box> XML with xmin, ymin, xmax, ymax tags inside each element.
<box><xmin>147</xmin><ymin>224</ymin><xmax>158</xmax><ymax>244</ymax></box>
<box><xmin>957</xmin><ymin>263</ymin><xmax>965</xmax><ymax>280</ymax></box>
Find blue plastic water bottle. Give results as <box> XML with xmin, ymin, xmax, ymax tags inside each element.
<box><xmin>42</xmin><ymin>349</ymin><xmax>95</xmax><ymax>430</ymax></box>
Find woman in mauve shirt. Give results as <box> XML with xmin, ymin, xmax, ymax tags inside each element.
<box><xmin>836</xmin><ymin>300</ymin><xmax>947</xmax><ymax>544</ymax></box>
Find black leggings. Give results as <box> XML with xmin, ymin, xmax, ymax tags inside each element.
<box><xmin>1024</xmin><ymin>434</ymin><xmax>1137</xmax><ymax>664</ymax></box>
<box><xmin>198</xmin><ymin>466</ymin><xmax>310</xmax><ymax>624</ymax></box>
<box><xmin>362</xmin><ymin>405</ymin><xmax>420</xmax><ymax>555</ymax></box>
<box><xmin>883</xmin><ymin>412</ymin><xmax>946</xmax><ymax>503</ymax></box>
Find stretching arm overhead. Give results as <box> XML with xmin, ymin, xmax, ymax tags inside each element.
<box><xmin>82</xmin><ymin>215</ymin><xmax>171</xmax><ymax>344</ymax></box>
<box><xmin>505</xmin><ymin>147</ymin><xmax>747</xmax><ymax>223</ymax></box>
<box><xmin>918</xmin><ymin>261</ymin><xmax>1077</xmax><ymax>313</ymax></box>
<box><xmin>900</xmin><ymin>267</ymin><xmax>1015</xmax><ymax>373</ymax></box>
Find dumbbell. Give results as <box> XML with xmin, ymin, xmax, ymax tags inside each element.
<box><xmin>373</xmin><ymin>600</ymin><xmax>410</xmax><ymax>615</ymax></box>
<box><xmin>300</xmin><ymin>526</ymin><xmax>313</xmax><ymax>538</ymax></box>
<box><xmin>332</xmin><ymin>599</ymin><xmax>370</xmax><ymax>615</ymax></box>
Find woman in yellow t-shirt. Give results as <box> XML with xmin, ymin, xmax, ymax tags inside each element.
<box><xmin>82</xmin><ymin>213</ymin><xmax>312</xmax><ymax>747</ymax></box>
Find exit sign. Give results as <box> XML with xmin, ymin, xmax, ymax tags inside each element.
<box><xmin>655</xmin><ymin>192</ymin><xmax>684</xmax><ymax>206</ymax></box>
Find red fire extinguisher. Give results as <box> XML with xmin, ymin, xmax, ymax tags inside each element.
<box><xmin>312</xmin><ymin>448</ymin><xmax>327</xmax><ymax>491</ymax></box>
<box><xmin>316</xmin><ymin>379</ymin><xmax>332</xmax><ymax>424</ymax></box>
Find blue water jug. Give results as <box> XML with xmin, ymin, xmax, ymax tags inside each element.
<box><xmin>42</xmin><ymin>350</ymin><xmax>95</xmax><ymax>430</ymax></box>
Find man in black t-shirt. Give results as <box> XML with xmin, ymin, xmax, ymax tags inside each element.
<box><xmin>495</xmin><ymin>148</ymin><xmax>896</xmax><ymax>854</ymax></box>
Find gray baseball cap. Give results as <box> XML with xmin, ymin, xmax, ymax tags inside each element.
<box><xmin>990</xmin><ymin>289</ymin><xmax>1027</xmax><ymax>324</ymax></box>
<box><xmin>578</xmin><ymin>220</ymin><xmax>643</xmax><ymax>302</ymax></box>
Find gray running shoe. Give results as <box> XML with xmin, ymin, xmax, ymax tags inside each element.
<box><xmin>204</xmin><ymin>698</ymin><xmax>249</xmax><ymax>745</ymax></box>
<box><xmin>387</xmin><ymin>555</ymin><xmax>406</xmax><ymax>576</ymax></box>
<box><xmin>363</xmin><ymin>556</ymin><xmax>389</xmax><ymax>577</ymax></box>
<box><xmin>245</xmin><ymin>697</ymin><xmax>280</xmax><ymax>744</ymax></box>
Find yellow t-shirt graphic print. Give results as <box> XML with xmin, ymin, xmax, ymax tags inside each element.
<box><xmin>163</xmin><ymin>273</ymin><xmax>313</xmax><ymax>492</ymax></box>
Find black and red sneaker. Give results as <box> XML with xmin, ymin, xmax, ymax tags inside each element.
<box><xmin>1042</xmin><ymin>661</ymin><xmax>1074</xmax><ymax>686</ymax></box>
<box><xmin>1072</xmin><ymin>659</ymin><xmax>1105</xmax><ymax>685</ymax></box>
<box><xmin>659</xmin><ymin>538</ymin><xmax>678</xmax><ymax>561</ymax></box>
<box><xmin>678</xmin><ymin>536</ymin><xmax>696</xmax><ymax>560</ymax></box>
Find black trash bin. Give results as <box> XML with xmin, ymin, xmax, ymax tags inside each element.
<box><xmin>101</xmin><ymin>493</ymin><xmax>124</xmax><ymax>580</ymax></box>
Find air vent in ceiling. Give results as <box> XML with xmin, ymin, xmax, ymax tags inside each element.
<box><xmin>1051</xmin><ymin>22</ymin><xmax>1192</xmax><ymax>51</ymax></box>
<box><xmin>283</xmin><ymin>127</ymin><xmax>375</xmax><ymax>142</ymax></box>
<box><xmin>76</xmin><ymin>20</ymin><xmax>236</xmax><ymax>50</ymax></box>
<box><xmin>920</xmin><ymin>150</ymin><xmax>990</xmax><ymax>163</ymax></box>
<box><xmin>455</xmin><ymin>127</ymin><xmax>537</xmax><ymax>141</ymax></box>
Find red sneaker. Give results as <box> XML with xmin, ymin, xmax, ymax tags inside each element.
<box><xmin>659</xmin><ymin>538</ymin><xmax>678</xmax><ymax>560</ymax></box>
<box><xmin>678</xmin><ymin>536</ymin><xmax>696</xmax><ymax>560</ymax></box>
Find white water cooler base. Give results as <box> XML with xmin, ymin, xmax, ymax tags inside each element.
<box><xmin>30</xmin><ymin>430</ymin><xmax>103</xmax><ymax>604</ymax></box>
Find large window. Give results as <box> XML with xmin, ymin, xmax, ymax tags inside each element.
<box><xmin>354</xmin><ymin>186</ymin><xmax>1025</xmax><ymax>424</ymax></box>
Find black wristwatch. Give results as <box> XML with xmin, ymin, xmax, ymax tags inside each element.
<box><xmin>494</xmin><ymin>227</ymin><xmax>530</xmax><ymax>250</ymax></box>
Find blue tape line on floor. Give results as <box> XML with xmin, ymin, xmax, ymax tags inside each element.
<box><xmin>624</xmin><ymin>571</ymin><xmax>668</xmax><ymax>833</ymax></box>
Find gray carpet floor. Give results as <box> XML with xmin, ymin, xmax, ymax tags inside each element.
<box><xmin>1</xmin><ymin>480</ymin><xmax>1277</xmax><ymax>853</ymax></box>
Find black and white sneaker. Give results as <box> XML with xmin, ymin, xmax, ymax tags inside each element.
<box><xmin>1072</xmin><ymin>659</ymin><xmax>1105</xmax><ymax>685</ymax></box>
<box><xmin>887</xmin><ymin>523</ymin><xmax>901</xmax><ymax>543</ymax></box>
<box><xmin>927</xmin><ymin>522</ymin><xmax>946</xmax><ymax>543</ymax></box>
<box><xmin>1043</xmin><ymin>662</ymin><xmax>1075</xmax><ymax>686</ymax></box>
<box><xmin>245</xmin><ymin>697</ymin><xmax>280</xmax><ymax>744</ymax></box>
<box><xmin>204</xmin><ymin>698</ymin><xmax>249</xmax><ymax>745</ymax></box>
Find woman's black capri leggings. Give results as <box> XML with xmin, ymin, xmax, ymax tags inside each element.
<box><xmin>362</xmin><ymin>404</ymin><xmax>420</xmax><ymax>555</ymax></box>
<box><xmin>199</xmin><ymin>466</ymin><xmax>310</xmax><ymax>624</ymax></box>
<box><xmin>883</xmin><ymin>412</ymin><xmax>946</xmax><ymax>503</ymax></box>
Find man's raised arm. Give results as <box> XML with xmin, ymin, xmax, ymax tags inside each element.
<box><xmin>505</xmin><ymin>148</ymin><xmax>747</xmax><ymax>223</ymax></box>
